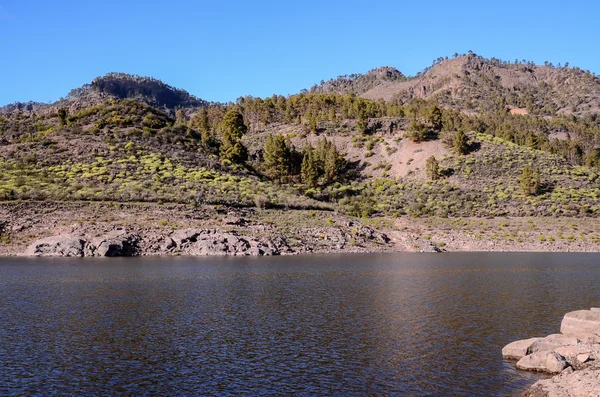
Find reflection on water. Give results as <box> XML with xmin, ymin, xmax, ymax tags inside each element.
<box><xmin>1</xmin><ymin>253</ymin><xmax>599</xmax><ymax>396</ymax></box>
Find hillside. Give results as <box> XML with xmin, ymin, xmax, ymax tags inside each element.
<box><xmin>2</xmin><ymin>53</ymin><xmax>600</xmax><ymax>256</ymax></box>
<box><xmin>0</xmin><ymin>73</ymin><xmax>209</xmax><ymax>117</ymax></box>
<box><xmin>312</xmin><ymin>53</ymin><xmax>600</xmax><ymax>118</ymax></box>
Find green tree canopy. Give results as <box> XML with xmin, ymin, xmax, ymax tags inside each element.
<box><xmin>452</xmin><ymin>129</ymin><xmax>469</xmax><ymax>155</ymax></box>
<box><xmin>220</xmin><ymin>110</ymin><xmax>248</xmax><ymax>164</ymax></box>
<box><xmin>264</xmin><ymin>134</ymin><xmax>295</xmax><ymax>181</ymax></box>
<box><xmin>426</xmin><ymin>156</ymin><xmax>440</xmax><ymax>180</ymax></box>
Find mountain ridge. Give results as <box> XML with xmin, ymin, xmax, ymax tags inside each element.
<box><xmin>4</xmin><ymin>53</ymin><xmax>600</xmax><ymax>120</ymax></box>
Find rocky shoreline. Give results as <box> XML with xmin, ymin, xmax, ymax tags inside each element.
<box><xmin>1</xmin><ymin>201</ymin><xmax>441</xmax><ymax>257</ymax></box>
<box><xmin>503</xmin><ymin>309</ymin><xmax>600</xmax><ymax>396</ymax></box>
<box><xmin>3</xmin><ymin>202</ymin><xmax>600</xmax><ymax>257</ymax></box>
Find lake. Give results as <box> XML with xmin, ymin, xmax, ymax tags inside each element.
<box><xmin>1</xmin><ymin>253</ymin><xmax>599</xmax><ymax>396</ymax></box>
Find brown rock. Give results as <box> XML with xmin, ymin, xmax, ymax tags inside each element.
<box><xmin>525</xmin><ymin>367</ymin><xmax>600</xmax><ymax>396</ymax></box>
<box><xmin>502</xmin><ymin>337</ymin><xmax>543</xmax><ymax>360</ymax></box>
<box><xmin>25</xmin><ymin>235</ymin><xmax>86</xmax><ymax>257</ymax></box>
<box><xmin>561</xmin><ymin>310</ymin><xmax>600</xmax><ymax>336</ymax></box>
<box><xmin>576</xmin><ymin>353</ymin><xmax>590</xmax><ymax>363</ymax></box>
<box><xmin>528</xmin><ymin>334</ymin><xmax>580</xmax><ymax>354</ymax></box>
<box><xmin>516</xmin><ymin>351</ymin><xmax>569</xmax><ymax>374</ymax></box>
<box><xmin>88</xmin><ymin>230</ymin><xmax>140</xmax><ymax>257</ymax></box>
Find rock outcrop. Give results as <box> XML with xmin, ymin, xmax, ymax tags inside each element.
<box><xmin>524</xmin><ymin>365</ymin><xmax>600</xmax><ymax>397</ymax></box>
<box><xmin>502</xmin><ymin>337</ymin><xmax>542</xmax><ymax>360</ymax></box>
<box><xmin>86</xmin><ymin>230</ymin><xmax>141</xmax><ymax>257</ymax></box>
<box><xmin>25</xmin><ymin>230</ymin><xmax>141</xmax><ymax>257</ymax></box>
<box><xmin>560</xmin><ymin>310</ymin><xmax>600</xmax><ymax>336</ymax></box>
<box><xmin>503</xmin><ymin>308</ymin><xmax>600</xmax><ymax>396</ymax></box>
<box><xmin>170</xmin><ymin>229</ymin><xmax>291</xmax><ymax>256</ymax></box>
<box><xmin>25</xmin><ymin>235</ymin><xmax>86</xmax><ymax>257</ymax></box>
<box><xmin>24</xmin><ymin>228</ymin><xmax>293</xmax><ymax>257</ymax></box>
<box><xmin>516</xmin><ymin>352</ymin><xmax>569</xmax><ymax>374</ymax></box>
<box><xmin>528</xmin><ymin>334</ymin><xmax>580</xmax><ymax>354</ymax></box>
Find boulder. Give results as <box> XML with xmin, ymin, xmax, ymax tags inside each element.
<box><xmin>160</xmin><ymin>237</ymin><xmax>176</xmax><ymax>252</ymax></box>
<box><xmin>563</xmin><ymin>332</ymin><xmax>600</xmax><ymax>344</ymax></box>
<box><xmin>502</xmin><ymin>337</ymin><xmax>542</xmax><ymax>360</ymax></box>
<box><xmin>554</xmin><ymin>345</ymin><xmax>589</xmax><ymax>358</ymax></box>
<box><xmin>516</xmin><ymin>351</ymin><xmax>569</xmax><ymax>374</ymax></box>
<box><xmin>26</xmin><ymin>235</ymin><xmax>86</xmax><ymax>257</ymax></box>
<box><xmin>171</xmin><ymin>229</ymin><xmax>202</xmax><ymax>247</ymax></box>
<box><xmin>576</xmin><ymin>353</ymin><xmax>590</xmax><ymax>363</ymax></box>
<box><xmin>87</xmin><ymin>230</ymin><xmax>140</xmax><ymax>257</ymax></box>
<box><xmin>560</xmin><ymin>310</ymin><xmax>600</xmax><ymax>336</ymax></box>
<box><xmin>528</xmin><ymin>334</ymin><xmax>580</xmax><ymax>354</ymax></box>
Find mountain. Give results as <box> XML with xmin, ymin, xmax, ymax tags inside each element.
<box><xmin>309</xmin><ymin>66</ymin><xmax>406</xmax><ymax>96</ymax></box>
<box><xmin>311</xmin><ymin>54</ymin><xmax>600</xmax><ymax>118</ymax></box>
<box><xmin>1</xmin><ymin>73</ymin><xmax>210</xmax><ymax>116</ymax></box>
<box><xmin>2</xmin><ymin>53</ymin><xmax>600</xmax><ymax>256</ymax></box>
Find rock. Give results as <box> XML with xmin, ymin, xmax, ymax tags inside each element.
<box><xmin>561</xmin><ymin>310</ymin><xmax>600</xmax><ymax>336</ymax></box>
<box><xmin>160</xmin><ymin>237</ymin><xmax>176</xmax><ymax>252</ymax></box>
<box><xmin>88</xmin><ymin>230</ymin><xmax>140</xmax><ymax>257</ymax></box>
<box><xmin>529</xmin><ymin>334</ymin><xmax>580</xmax><ymax>354</ymax></box>
<box><xmin>516</xmin><ymin>351</ymin><xmax>569</xmax><ymax>374</ymax></box>
<box><xmin>525</xmin><ymin>367</ymin><xmax>600</xmax><ymax>397</ymax></box>
<box><xmin>576</xmin><ymin>353</ymin><xmax>590</xmax><ymax>363</ymax></box>
<box><xmin>564</xmin><ymin>332</ymin><xmax>600</xmax><ymax>344</ymax></box>
<box><xmin>591</xmin><ymin>308</ymin><xmax>600</xmax><ymax>313</ymax></box>
<box><xmin>173</xmin><ymin>229</ymin><xmax>290</xmax><ymax>256</ymax></box>
<box><xmin>554</xmin><ymin>345</ymin><xmax>589</xmax><ymax>358</ymax></box>
<box><xmin>502</xmin><ymin>337</ymin><xmax>543</xmax><ymax>359</ymax></box>
<box><xmin>25</xmin><ymin>235</ymin><xmax>86</xmax><ymax>257</ymax></box>
<box><xmin>171</xmin><ymin>229</ymin><xmax>201</xmax><ymax>247</ymax></box>
<box><xmin>222</xmin><ymin>216</ymin><xmax>246</xmax><ymax>226</ymax></box>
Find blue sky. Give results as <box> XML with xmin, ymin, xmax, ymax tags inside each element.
<box><xmin>1</xmin><ymin>0</ymin><xmax>598</xmax><ymax>105</ymax></box>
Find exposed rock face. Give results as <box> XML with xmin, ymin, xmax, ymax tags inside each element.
<box><xmin>516</xmin><ymin>352</ymin><xmax>569</xmax><ymax>374</ymax></box>
<box><xmin>502</xmin><ymin>337</ymin><xmax>542</xmax><ymax>360</ymax></box>
<box><xmin>87</xmin><ymin>230</ymin><xmax>140</xmax><ymax>257</ymax></box>
<box><xmin>25</xmin><ymin>231</ymin><xmax>140</xmax><ymax>257</ymax></box>
<box><xmin>504</xmin><ymin>308</ymin><xmax>600</xmax><ymax>396</ymax></box>
<box><xmin>171</xmin><ymin>229</ymin><xmax>290</xmax><ymax>256</ymax></box>
<box><xmin>524</xmin><ymin>365</ymin><xmax>600</xmax><ymax>397</ymax></box>
<box><xmin>560</xmin><ymin>310</ymin><xmax>600</xmax><ymax>336</ymax></box>
<box><xmin>25</xmin><ymin>236</ymin><xmax>86</xmax><ymax>257</ymax></box>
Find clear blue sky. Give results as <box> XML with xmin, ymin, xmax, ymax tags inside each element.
<box><xmin>1</xmin><ymin>0</ymin><xmax>598</xmax><ymax>105</ymax></box>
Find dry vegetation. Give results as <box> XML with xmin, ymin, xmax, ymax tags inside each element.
<box><xmin>2</xmin><ymin>53</ymin><xmax>600</xmax><ymax>253</ymax></box>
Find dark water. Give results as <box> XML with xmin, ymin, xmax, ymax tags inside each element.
<box><xmin>1</xmin><ymin>253</ymin><xmax>599</xmax><ymax>396</ymax></box>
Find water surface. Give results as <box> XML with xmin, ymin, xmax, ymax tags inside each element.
<box><xmin>1</xmin><ymin>252</ymin><xmax>599</xmax><ymax>396</ymax></box>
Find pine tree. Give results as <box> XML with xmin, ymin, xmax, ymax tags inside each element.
<box><xmin>428</xmin><ymin>105</ymin><xmax>443</xmax><ymax>132</ymax></box>
<box><xmin>406</xmin><ymin>120</ymin><xmax>429</xmax><ymax>142</ymax></box>
<box><xmin>452</xmin><ymin>129</ymin><xmax>469</xmax><ymax>155</ymax></box>
<box><xmin>519</xmin><ymin>166</ymin><xmax>532</xmax><ymax>195</ymax></box>
<box><xmin>532</xmin><ymin>167</ymin><xmax>541</xmax><ymax>194</ymax></box>
<box><xmin>220</xmin><ymin>110</ymin><xmax>248</xmax><ymax>164</ymax></box>
<box><xmin>301</xmin><ymin>147</ymin><xmax>319</xmax><ymax>187</ymax></box>
<box><xmin>519</xmin><ymin>166</ymin><xmax>541</xmax><ymax>195</ymax></box>
<box><xmin>426</xmin><ymin>156</ymin><xmax>440</xmax><ymax>180</ymax></box>
<box><xmin>190</xmin><ymin>107</ymin><xmax>214</xmax><ymax>148</ymax></box>
<box><xmin>175</xmin><ymin>109</ymin><xmax>187</xmax><ymax>125</ymax></box>
<box><xmin>329</xmin><ymin>108</ymin><xmax>337</xmax><ymax>123</ymax></box>
<box><xmin>264</xmin><ymin>134</ymin><xmax>293</xmax><ymax>181</ymax></box>
<box><xmin>356</xmin><ymin>107</ymin><xmax>369</xmax><ymax>134</ymax></box>
<box><xmin>324</xmin><ymin>143</ymin><xmax>341</xmax><ymax>183</ymax></box>
<box><xmin>58</xmin><ymin>108</ymin><xmax>68</xmax><ymax>126</ymax></box>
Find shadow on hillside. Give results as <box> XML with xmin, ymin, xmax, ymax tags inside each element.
<box><xmin>468</xmin><ymin>141</ymin><xmax>481</xmax><ymax>153</ymax></box>
<box><xmin>538</xmin><ymin>180</ymin><xmax>556</xmax><ymax>195</ymax></box>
